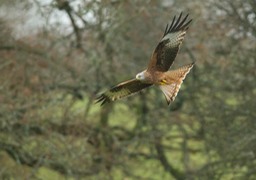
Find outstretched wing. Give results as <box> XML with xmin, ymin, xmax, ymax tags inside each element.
<box><xmin>96</xmin><ymin>79</ymin><xmax>152</xmax><ymax>106</ymax></box>
<box><xmin>147</xmin><ymin>12</ymin><xmax>192</xmax><ymax>72</ymax></box>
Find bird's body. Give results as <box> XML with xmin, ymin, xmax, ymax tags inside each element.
<box><xmin>136</xmin><ymin>70</ymin><xmax>163</xmax><ymax>84</ymax></box>
<box><xmin>96</xmin><ymin>13</ymin><xmax>194</xmax><ymax>106</ymax></box>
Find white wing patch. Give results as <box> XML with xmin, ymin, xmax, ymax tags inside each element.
<box><xmin>161</xmin><ymin>31</ymin><xmax>186</xmax><ymax>42</ymax></box>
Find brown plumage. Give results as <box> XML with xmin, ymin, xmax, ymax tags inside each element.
<box><xmin>96</xmin><ymin>12</ymin><xmax>194</xmax><ymax>106</ymax></box>
<box><xmin>96</xmin><ymin>79</ymin><xmax>152</xmax><ymax>105</ymax></box>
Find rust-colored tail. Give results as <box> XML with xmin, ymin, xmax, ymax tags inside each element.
<box><xmin>159</xmin><ymin>63</ymin><xmax>194</xmax><ymax>105</ymax></box>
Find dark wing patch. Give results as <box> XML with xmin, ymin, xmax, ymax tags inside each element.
<box><xmin>96</xmin><ymin>79</ymin><xmax>152</xmax><ymax>106</ymax></box>
<box><xmin>147</xmin><ymin>12</ymin><xmax>192</xmax><ymax>72</ymax></box>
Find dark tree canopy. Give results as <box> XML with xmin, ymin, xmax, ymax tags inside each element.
<box><xmin>0</xmin><ymin>0</ymin><xmax>255</xmax><ymax>179</ymax></box>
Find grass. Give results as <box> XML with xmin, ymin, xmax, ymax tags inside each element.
<box><xmin>0</xmin><ymin>95</ymin><xmax>208</xmax><ymax>179</ymax></box>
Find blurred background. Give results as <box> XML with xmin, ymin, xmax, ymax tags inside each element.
<box><xmin>0</xmin><ymin>0</ymin><xmax>255</xmax><ymax>179</ymax></box>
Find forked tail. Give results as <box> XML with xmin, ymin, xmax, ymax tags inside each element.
<box><xmin>159</xmin><ymin>63</ymin><xmax>194</xmax><ymax>105</ymax></box>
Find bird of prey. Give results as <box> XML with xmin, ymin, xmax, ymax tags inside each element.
<box><xmin>96</xmin><ymin>13</ymin><xmax>194</xmax><ymax>106</ymax></box>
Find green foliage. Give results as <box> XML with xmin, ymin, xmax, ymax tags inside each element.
<box><xmin>0</xmin><ymin>0</ymin><xmax>255</xmax><ymax>179</ymax></box>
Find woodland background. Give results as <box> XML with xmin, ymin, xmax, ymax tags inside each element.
<box><xmin>0</xmin><ymin>0</ymin><xmax>255</xmax><ymax>179</ymax></box>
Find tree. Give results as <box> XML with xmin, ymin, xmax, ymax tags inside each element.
<box><xmin>0</xmin><ymin>0</ymin><xmax>255</xmax><ymax>179</ymax></box>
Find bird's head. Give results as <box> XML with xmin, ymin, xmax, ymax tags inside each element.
<box><xmin>136</xmin><ymin>71</ymin><xmax>146</xmax><ymax>81</ymax></box>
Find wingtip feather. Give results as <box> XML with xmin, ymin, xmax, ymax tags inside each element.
<box><xmin>173</xmin><ymin>12</ymin><xmax>183</xmax><ymax>29</ymax></box>
<box><xmin>95</xmin><ymin>94</ymin><xmax>110</xmax><ymax>106</ymax></box>
<box><xmin>163</xmin><ymin>12</ymin><xmax>192</xmax><ymax>36</ymax></box>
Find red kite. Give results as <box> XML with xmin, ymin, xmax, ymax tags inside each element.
<box><xmin>96</xmin><ymin>13</ymin><xmax>194</xmax><ymax>106</ymax></box>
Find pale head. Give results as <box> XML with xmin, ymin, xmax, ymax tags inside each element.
<box><xmin>136</xmin><ymin>71</ymin><xmax>146</xmax><ymax>81</ymax></box>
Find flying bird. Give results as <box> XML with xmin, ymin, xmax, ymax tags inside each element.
<box><xmin>96</xmin><ymin>13</ymin><xmax>194</xmax><ymax>106</ymax></box>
